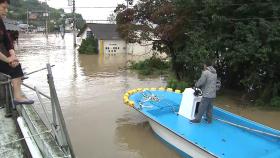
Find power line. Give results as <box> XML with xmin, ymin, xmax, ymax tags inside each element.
<box><xmin>230</xmin><ymin>17</ymin><xmax>280</xmax><ymax>21</ymax></box>
<box><xmin>187</xmin><ymin>16</ymin><xmax>280</xmax><ymax>22</ymax></box>
<box><xmin>185</xmin><ymin>2</ymin><xmax>280</xmax><ymax>6</ymax></box>
<box><xmin>85</xmin><ymin>20</ymin><xmax>112</xmax><ymax>22</ymax></box>
<box><xmin>62</xmin><ymin>6</ymin><xmax>116</xmax><ymax>9</ymax></box>
<box><xmin>58</xmin><ymin>2</ymin><xmax>280</xmax><ymax>10</ymax></box>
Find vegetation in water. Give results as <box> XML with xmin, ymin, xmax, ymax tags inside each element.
<box><xmin>78</xmin><ymin>37</ymin><xmax>98</xmax><ymax>54</ymax></box>
<box><xmin>115</xmin><ymin>0</ymin><xmax>280</xmax><ymax>107</ymax></box>
<box><xmin>166</xmin><ymin>79</ymin><xmax>191</xmax><ymax>91</ymax></box>
<box><xmin>129</xmin><ymin>56</ymin><xmax>170</xmax><ymax>76</ymax></box>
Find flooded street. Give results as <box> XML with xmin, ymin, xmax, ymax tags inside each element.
<box><xmin>16</xmin><ymin>33</ymin><xmax>279</xmax><ymax>158</ymax></box>
<box><xmin>17</xmin><ymin>33</ymin><xmax>181</xmax><ymax>158</ymax></box>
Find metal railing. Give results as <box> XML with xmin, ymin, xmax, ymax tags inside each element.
<box><xmin>0</xmin><ymin>73</ymin><xmax>14</xmax><ymax>117</ymax></box>
<box><xmin>22</xmin><ymin>64</ymin><xmax>76</xmax><ymax>158</ymax></box>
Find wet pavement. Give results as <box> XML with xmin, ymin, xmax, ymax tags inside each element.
<box><xmin>0</xmin><ymin>108</ymin><xmax>24</xmax><ymax>158</ymax></box>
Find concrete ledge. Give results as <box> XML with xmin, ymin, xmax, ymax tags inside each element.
<box><xmin>0</xmin><ymin>108</ymin><xmax>24</xmax><ymax>158</ymax></box>
<box><xmin>17</xmin><ymin>105</ymin><xmax>67</xmax><ymax>158</ymax></box>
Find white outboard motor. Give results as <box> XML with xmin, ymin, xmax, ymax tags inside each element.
<box><xmin>178</xmin><ymin>88</ymin><xmax>202</xmax><ymax>120</ymax></box>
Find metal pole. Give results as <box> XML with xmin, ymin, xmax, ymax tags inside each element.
<box><xmin>47</xmin><ymin>64</ymin><xmax>76</xmax><ymax>158</ymax></box>
<box><xmin>26</xmin><ymin>65</ymin><xmax>55</xmax><ymax>76</ymax></box>
<box><xmin>26</xmin><ymin>9</ymin><xmax>29</xmax><ymax>33</ymax></box>
<box><xmin>45</xmin><ymin>0</ymin><xmax>48</xmax><ymax>38</ymax></box>
<box><xmin>22</xmin><ymin>83</ymin><xmax>51</xmax><ymax>99</ymax></box>
<box><xmin>73</xmin><ymin>0</ymin><xmax>76</xmax><ymax>48</ymax></box>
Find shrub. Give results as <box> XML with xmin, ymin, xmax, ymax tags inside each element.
<box><xmin>255</xmin><ymin>99</ymin><xmax>266</xmax><ymax>106</ymax></box>
<box><xmin>78</xmin><ymin>37</ymin><xmax>98</xmax><ymax>54</ymax></box>
<box><xmin>167</xmin><ymin>79</ymin><xmax>190</xmax><ymax>91</ymax></box>
<box><xmin>270</xmin><ymin>96</ymin><xmax>280</xmax><ymax>107</ymax></box>
<box><xmin>129</xmin><ymin>56</ymin><xmax>170</xmax><ymax>75</ymax></box>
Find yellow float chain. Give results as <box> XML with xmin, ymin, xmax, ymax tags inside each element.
<box><xmin>123</xmin><ymin>87</ymin><xmax>181</xmax><ymax>107</ymax></box>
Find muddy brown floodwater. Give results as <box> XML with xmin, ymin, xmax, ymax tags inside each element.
<box><xmin>16</xmin><ymin>33</ymin><xmax>280</xmax><ymax>158</ymax></box>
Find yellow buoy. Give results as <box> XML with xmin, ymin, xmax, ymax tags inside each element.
<box><xmin>123</xmin><ymin>96</ymin><xmax>128</xmax><ymax>101</ymax></box>
<box><xmin>124</xmin><ymin>93</ymin><xmax>129</xmax><ymax>97</ymax></box>
<box><xmin>166</xmin><ymin>88</ymin><xmax>173</xmax><ymax>92</ymax></box>
<box><xmin>137</xmin><ymin>88</ymin><xmax>143</xmax><ymax>92</ymax></box>
<box><xmin>158</xmin><ymin>87</ymin><xmax>165</xmax><ymax>91</ymax></box>
<box><xmin>124</xmin><ymin>99</ymin><xmax>129</xmax><ymax>104</ymax></box>
<box><xmin>150</xmin><ymin>88</ymin><xmax>157</xmax><ymax>91</ymax></box>
<box><xmin>175</xmin><ymin>89</ymin><xmax>181</xmax><ymax>93</ymax></box>
<box><xmin>128</xmin><ymin>101</ymin><xmax>134</xmax><ymax>107</ymax></box>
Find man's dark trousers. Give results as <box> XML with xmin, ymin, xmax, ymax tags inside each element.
<box><xmin>195</xmin><ymin>97</ymin><xmax>213</xmax><ymax>122</ymax></box>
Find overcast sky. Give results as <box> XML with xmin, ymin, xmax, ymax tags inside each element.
<box><xmin>39</xmin><ymin>0</ymin><xmax>130</xmax><ymax>21</ymax></box>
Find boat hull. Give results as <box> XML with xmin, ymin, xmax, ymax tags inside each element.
<box><xmin>125</xmin><ymin>89</ymin><xmax>280</xmax><ymax>158</ymax></box>
<box><xmin>148</xmin><ymin>118</ymin><xmax>216</xmax><ymax>158</ymax></box>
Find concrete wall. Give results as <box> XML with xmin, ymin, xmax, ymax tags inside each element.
<box><xmin>127</xmin><ymin>41</ymin><xmax>155</xmax><ymax>55</ymax></box>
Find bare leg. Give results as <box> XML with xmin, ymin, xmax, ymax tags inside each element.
<box><xmin>12</xmin><ymin>77</ymin><xmax>23</xmax><ymax>100</ymax></box>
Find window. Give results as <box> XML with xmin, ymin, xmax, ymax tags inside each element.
<box><xmin>86</xmin><ymin>31</ymin><xmax>93</xmax><ymax>38</ymax></box>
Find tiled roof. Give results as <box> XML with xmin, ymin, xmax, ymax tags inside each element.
<box><xmin>78</xmin><ymin>23</ymin><xmax>121</xmax><ymax>40</ymax></box>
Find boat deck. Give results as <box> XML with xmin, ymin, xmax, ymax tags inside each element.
<box><xmin>0</xmin><ymin>108</ymin><xmax>25</xmax><ymax>158</ymax></box>
<box><xmin>130</xmin><ymin>90</ymin><xmax>280</xmax><ymax>158</ymax></box>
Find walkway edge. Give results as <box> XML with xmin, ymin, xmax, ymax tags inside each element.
<box><xmin>17</xmin><ymin>105</ymin><xmax>67</xmax><ymax>158</ymax></box>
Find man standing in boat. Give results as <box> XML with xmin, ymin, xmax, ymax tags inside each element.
<box><xmin>191</xmin><ymin>60</ymin><xmax>217</xmax><ymax>123</ymax></box>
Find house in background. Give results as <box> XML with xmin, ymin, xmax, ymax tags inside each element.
<box><xmin>77</xmin><ymin>23</ymin><xmax>155</xmax><ymax>55</ymax></box>
<box><xmin>77</xmin><ymin>23</ymin><xmax>126</xmax><ymax>54</ymax></box>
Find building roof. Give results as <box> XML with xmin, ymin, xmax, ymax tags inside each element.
<box><xmin>3</xmin><ymin>18</ymin><xmax>20</xmax><ymax>31</ymax></box>
<box><xmin>78</xmin><ymin>23</ymin><xmax>121</xmax><ymax>40</ymax></box>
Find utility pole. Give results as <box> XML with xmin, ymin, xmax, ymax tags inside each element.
<box><xmin>45</xmin><ymin>0</ymin><xmax>48</xmax><ymax>38</ymax></box>
<box><xmin>26</xmin><ymin>9</ymin><xmax>29</xmax><ymax>33</ymax></box>
<box><xmin>73</xmin><ymin>0</ymin><xmax>76</xmax><ymax>48</ymax></box>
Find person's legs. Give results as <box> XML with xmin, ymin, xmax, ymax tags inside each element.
<box><xmin>191</xmin><ymin>97</ymin><xmax>208</xmax><ymax>123</ymax></box>
<box><xmin>0</xmin><ymin>61</ymin><xmax>33</xmax><ymax>104</ymax></box>
<box><xmin>206</xmin><ymin>99</ymin><xmax>213</xmax><ymax>123</ymax></box>
<box><xmin>12</xmin><ymin>77</ymin><xmax>23</xmax><ymax>100</ymax></box>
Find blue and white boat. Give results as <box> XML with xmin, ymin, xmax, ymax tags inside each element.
<box><xmin>123</xmin><ymin>88</ymin><xmax>280</xmax><ymax>158</ymax></box>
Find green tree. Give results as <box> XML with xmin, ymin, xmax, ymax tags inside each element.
<box><xmin>115</xmin><ymin>0</ymin><xmax>187</xmax><ymax>79</ymax></box>
<box><xmin>115</xmin><ymin>0</ymin><xmax>280</xmax><ymax>104</ymax></box>
<box><xmin>7</xmin><ymin>0</ymin><xmax>85</xmax><ymax>32</ymax></box>
<box><xmin>78</xmin><ymin>37</ymin><xmax>98</xmax><ymax>54</ymax></box>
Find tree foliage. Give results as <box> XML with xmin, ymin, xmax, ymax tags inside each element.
<box><xmin>7</xmin><ymin>0</ymin><xmax>85</xmax><ymax>32</ymax></box>
<box><xmin>78</xmin><ymin>37</ymin><xmax>98</xmax><ymax>54</ymax></box>
<box><xmin>115</xmin><ymin>0</ymin><xmax>280</xmax><ymax>104</ymax></box>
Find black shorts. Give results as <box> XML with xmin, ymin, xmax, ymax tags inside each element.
<box><xmin>0</xmin><ymin>60</ymin><xmax>23</xmax><ymax>79</ymax></box>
